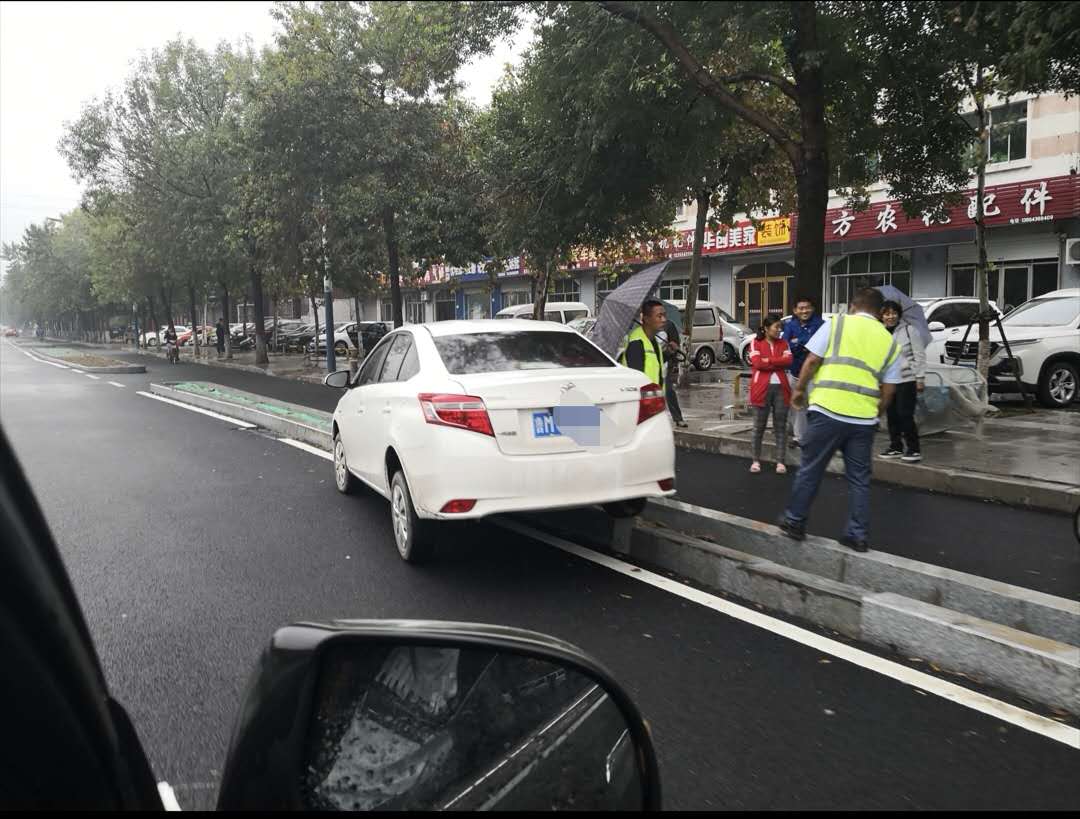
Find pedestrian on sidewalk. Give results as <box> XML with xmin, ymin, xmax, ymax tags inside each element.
<box><xmin>620</xmin><ymin>300</ymin><xmax>666</xmax><ymax>390</ymax></box>
<box><xmin>215</xmin><ymin>318</ymin><xmax>227</xmax><ymax>358</ymax></box>
<box><xmin>781</xmin><ymin>296</ymin><xmax>824</xmax><ymax>448</ymax></box>
<box><xmin>779</xmin><ymin>288</ymin><xmax>902</xmax><ymax>552</ymax></box>
<box><xmin>749</xmin><ymin>314</ymin><xmax>793</xmax><ymax>474</ymax></box>
<box><xmin>879</xmin><ymin>300</ymin><xmax>925</xmax><ymax>463</ymax></box>
<box><xmin>657</xmin><ymin>318</ymin><xmax>688</xmax><ymax>428</ymax></box>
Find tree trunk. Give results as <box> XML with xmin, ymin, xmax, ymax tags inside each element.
<box><xmin>250</xmin><ymin>265</ymin><xmax>268</xmax><ymax>365</ymax></box>
<box><xmin>272</xmin><ymin>295</ymin><xmax>279</xmax><ymax>352</ymax></box>
<box><xmin>159</xmin><ymin>286</ymin><xmax>173</xmax><ymax>330</ymax></box>
<box><xmin>221</xmin><ymin>284</ymin><xmax>232</xmax><ymax>359</ymax></box>
<box><xmin>681</xmin><ymin>189</ymin><xmax>711</xmax><ymax>386</ymax></box>
<box><xmin>354</xmin><ymin>294</ymin><xmax>361</xmax><ymax>323</ymax></box>
<box><xmin>973</xmin><ymin>64</ymin><xmax>991</xmax><ymax>434</ymax></box>
<box><xmin>789</xmin><ymin>2</ymin><xmax>829</xmax><ymax>308</ymax></box>
<box><xmin>532</xmin><ymin>257</ymin><xmax>553</xmax><ymax>320</ymax></box>
<box><xmin>310</xmin><ymin>291</ymin><xmax>320</xmax><ymax>358</ymax></box>
<box><xmin>147</xmin><ymin>295</ymin><xmax>158</xmax><ymax>337</ymax></box>
<box><xmin>189</xmin><ymin>284</ymin><xmax>200</xmax><ymax>359</ymax></box>
<box><xmin>383</xmin><ymin>206</ymin><xmax>403</xmax><ymax>328</ymax></box>
<box><xmin>242</xmin><ymin>289</ymin><xmax>248</xmax><ymax>340</ymax></box>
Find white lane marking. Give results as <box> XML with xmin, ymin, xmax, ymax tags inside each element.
<box><xmin>70</xmin><ymin>369</ymin><xmax>85</xmax><ymax>374</ymax></box>
<box><xmin>84</xmin><ymin>373</ymin><xmax>100</xmax><ymax>380</ymax></box>
<box><xmin>157</xmin><ymin>781</ymin><xmax>182</xmax><ymax>811</ymax></box>
<box><xmin>108</xmin><ymin>381</ymin><xmax>126</xmax><ymax>388</ymax></box>
<box><xmin>41</xmin><ymin>359</ymin><xmax>70</xmax><ymax>369</ymax></box>
<box><xmin>241</xmin><ymin>434</ymin><xmax>1080</xmax><ymax>750</ymax></box>
<box><xmin>278</xmin><ymin>437</ymin><xmax>334</xmax><ymax>461</ymax></box>
<box><xmin>135</xmin><ymin>391</ymin><xmax>257</xmax><ymax>428</ymax></box>
<box><xmin>494</xmin><ymin>518</ymin><xmax>1080</xmax><ymax>750</ymax></box>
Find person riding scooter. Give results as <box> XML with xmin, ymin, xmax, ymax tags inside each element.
<box><xmin>162</xmin><ymin>325</ymin><xmax>179</xmax><ymax>363</ymax></box>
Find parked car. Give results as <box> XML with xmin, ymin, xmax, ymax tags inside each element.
<box><xmin>568</xmin><ymin>316</ymin><xmax>598</xmax><ymax>339</ymax></box>
<box><xmin>178</xmin><ymin>325</ymin><xmax>216</xmax><ymax>346</ymax></box>
<box><xmin>141</xmin><ymin>326</ymin><xmax>189</xmax><ymax>347</ymax></box>
<box><xmin>324</xmin><ymin>320</ymin><xmax>676</xmax><ymax>563</ymax></box>
<box><xmin>3</xmin><ymin>326</ymin><xmax>18</xmax><ymax>337</ymax></box>
<box><xmin>915</xmin><ymin>297</ymin><xmax>1003</xmax><ymax>342</ymax></box>
<box><xmin>495</xmin><ymin>302</ymin><xmax>592</xmax><ymax>324</ymax></box>
<box><xmin>928</xmin><ymin>288</ymin><xmax>1080</xmax><ymax>408</ymax></box>
<box><xmin>307</xmin><ymin>322</ymin><xmax>361</xmax><ymax>356</ymax></box>
<box><xmin>665</xmin><ymin>300</ymin><xmax>752</xmax><ymax>369</ymax></box>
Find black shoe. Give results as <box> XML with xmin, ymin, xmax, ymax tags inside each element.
<box><xmin>901</xmin><ymin>451</ymin><xmax>922</xmax><ymax>463</ymax></box>
<box><xmin>879</xmin><ymin>448</ymin><xmax>903</xmax><ymax>459</ymax></box>
<box><xmin>840</xmin><ymin>535</ymin><xmax>870</xmax><ymax>553</ymax></box>
<box><xmin>778</xmin><ymin>518</ymin><xmax>806</xmax><ymax>541</ymax></box>
<box><xmin>675</xmin><ymin>420</ymin><xmax>689</xmax><ymax>428</ymax></box>
<box><xmin>790</xmin><ymin>438</ymin><xmax>801</xmax><ymax>449</ymax></box>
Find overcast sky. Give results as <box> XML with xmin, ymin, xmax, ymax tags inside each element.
<box><xmin>0</xmin><ymin>1</ymin><xmax>529</xmax><ymax>264</ymax></box>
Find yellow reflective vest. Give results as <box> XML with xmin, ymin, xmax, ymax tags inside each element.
<box><xmin>810</xmin><ymin>314</ymin><xmax>899</xmax><ymax>419</ymax></box>
<box><xmin>619</xmin><ymin>325</ymin><xmax>663</xmax><ymax>386</ymax></box>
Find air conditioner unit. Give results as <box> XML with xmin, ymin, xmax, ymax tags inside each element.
<box><xmin>1066</xmin><ymin>238</ymin><xmax>1080</xmax><ymax>265</ymax></box>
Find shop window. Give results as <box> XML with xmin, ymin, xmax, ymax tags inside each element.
<box><xmin>404</xmin><ymin>299</ymin><xmax>424</xmax><ymax>325</ymax></box>
<box><xmin>963</xmin><ymin>100</ymin><xmax>1028</xmax><ymax>165</ymax></box>
<box><xmin>1032</xmin><ymin>263</ymin><xmax>1058</xmax><ymax>298</ymax></box>
<box><xmin>502</xmin><ymin>290</ymin><xmax>531</xmax><ymax>308</ymax></box>
<box><xmin>549</xmin><ymin>278</ymin><xmax>581</xmax><ymax>302</ymax></box>
<box><xmin>434</xmin><ymin>292</ymin><xmax>455</xmax><ymax>322</ymax></box>
<box><xmin>829</xmin><ymin>251</ymin><xmax>910</xmax><ymax>312</ymax></box>
<box><xmin>659</xmin><ymin>277</ymin><xmax>710</xmax><ymax>302</ymax></box>
<box><xmin>380</xmin><ymin>299</ymin><xmax>393</xmax><ymax>322</ymax></box>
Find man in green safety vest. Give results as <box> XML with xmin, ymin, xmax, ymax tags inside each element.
<box><xmin>779</xmin><ymin>288</ymin><xmax>902</xmax><ymax>552</ymax></box>
<box><xmin>619</xmin><ymin>299</ymin><xmax>666</xmax><ymax>388</ymax></box>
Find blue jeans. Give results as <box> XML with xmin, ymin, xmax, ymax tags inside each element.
<box><xmin>783</xmin><ymin>411</ymin><xmax>875</xmax><ymax>542</ymax></box>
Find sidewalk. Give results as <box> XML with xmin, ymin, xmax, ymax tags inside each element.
<box><xmin>672</xmin><ymin>372</ymin><xmax>1080</xmax><ymax>513</ymax></box>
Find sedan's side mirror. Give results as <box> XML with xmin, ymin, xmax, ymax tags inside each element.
<box><xmin>324</xmin><ymin>370</ymin><xmax>351</xmax><ymax>389</ymax></box>
<box><xmin>927</xmin><ymin>321</ymin><xmax>946</xmax><ymax>332</ymax></box>
<box><xmin>216</xmin><ymin>621</ymin><xmax>661</xmax><ymax>811</ymax></box>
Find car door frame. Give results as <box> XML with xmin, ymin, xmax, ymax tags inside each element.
<box><xmin>358</xmin><ymin>331</ymin><xmax>417</xmax><ymax>492</ymax></box>
<box><xmin>337</xmin><ymin>335</ymin><xmax>396</xmax><ymax>491</ymax></box>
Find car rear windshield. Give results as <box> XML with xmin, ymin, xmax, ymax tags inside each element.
<box><xmin>433</xmin><ymin>331</ymin><xmax>614</xmax><ymax>374</ymax></box>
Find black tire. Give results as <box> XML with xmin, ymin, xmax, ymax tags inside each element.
<box><xmin>1073</xmin><ymin>506</ymin><xmax>1079</xmax><ymax>546</ymax></box>
<box><xmin>694</xmin><ymin>346</ymin><xmax>715</xmax><ymax>371</ymax></box>
<box><xmin>719</xmin><ymin>342</ymin><xmax>737</xmax><ymax>364</ymax></box>
<box><xmin>333</xmin><ymin>433</ymin><xmax>357</xmax><ymax>495</ymax></box>
<box><xmin>602</xmin><ymin>497</ymin><xmax>648</xmax><ymax>518</ymax></box>
<box><xmin>1037</xmin><ymin>361</ymin><xmax>1078</xmax><ymax>409</ymax></box>
<box><xmin>390</xmin><ymin>470</ymin><xmax>435</xmax><ymax>564</ymax></box>
<box><xmin>334</xmin><ymin>341</ymin><xmax>348</xmax><ymax>356</ymax></box>
<box><xmin>741</xmin><ymin>344</ymin><xmax>752</xmax><ymax>368</ymax></box>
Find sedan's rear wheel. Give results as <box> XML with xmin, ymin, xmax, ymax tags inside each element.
<box><xmin>390</xmin><ymin>470</ymin><xmax>435</xmax><ymax>564</ymax></box>
<box><xmin>334</xmin><ymin>341</ymin><xmax>348</xmax><ymax>356</ymax></box>
<box><xmin>334</xmin><ymin>434</ymin><xmax>356</xmax><ymax>495</ymax></box>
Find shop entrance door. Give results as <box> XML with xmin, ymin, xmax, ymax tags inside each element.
<box><xmin>740</xmin><ymin>277</ymin><xmax>788</xmax><ymax>330</ymax></box>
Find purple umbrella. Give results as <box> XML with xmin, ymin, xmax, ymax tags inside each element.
<box><xmin>875</xmin><ymin>285</ymin><xmax>932</xmax><ymax>347</ymax></box>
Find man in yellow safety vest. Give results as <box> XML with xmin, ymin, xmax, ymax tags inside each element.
<box><xmin>619</xmin><ymin>299</ymin><xmax>666</xmax><ymax>388</ymax></box>
<box><xmin>779</xmin><ymin>288</ymin><xmax>901</xmax><ymax>551</ymax></box>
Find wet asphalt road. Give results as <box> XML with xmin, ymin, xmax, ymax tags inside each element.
<box><xmin>2</xmin><ymin>342</ymin><xmax>1077</xmax><ymax>810</ymax></box>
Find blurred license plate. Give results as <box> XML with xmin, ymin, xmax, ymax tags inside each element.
<box><xmin>532</xmin><ymin>411</ymin><xmax>561</xmax><ymax>438</ymax></box>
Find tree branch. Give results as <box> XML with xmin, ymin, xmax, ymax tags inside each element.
<box><xmin>719</xmin><ymin>71</ymin><xmax>799</xmax><ymax>101</ymax></box>
<box><xmin>596</xmin><ymin>1</ymin><xmax>801</xmax><ymax>168</ymax></box>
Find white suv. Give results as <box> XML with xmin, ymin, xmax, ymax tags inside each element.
<box><xmin>928</xmin><ymin>289</ymin><xmax>1080</xmax><ymax>408</ymax></box>
<box><xmin>915</xmin><ymin>297</ymin><xmax>1003</xmax><ymax>342</ymax></box>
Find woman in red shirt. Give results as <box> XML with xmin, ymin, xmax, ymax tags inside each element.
<box><xmin>748</xmin><ymin>314</ymin><xmax>793</xmax><ymax>474</ymax></box>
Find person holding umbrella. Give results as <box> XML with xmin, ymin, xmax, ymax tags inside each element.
<box><xmin>879</xmin><ymin>300</ymin><xmax>926</xmax><ymax>462</ymax></box>
<box><xmin>657</xmin><ymin>316</ymin><xmax>689</xmax><ymax>428</ymax></box>
<box><xmin>620</xmin><ymin>299</ymin><xmax>666</xmax><ymax>390</ymax></box>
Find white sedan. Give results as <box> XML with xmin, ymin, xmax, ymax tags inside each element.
<box><xmin>324</xmin><ymin>320</ymin><xmax>676</xmax><ymax>563</ymax></box>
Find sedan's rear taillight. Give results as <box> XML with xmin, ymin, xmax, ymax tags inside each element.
<box><xmin>419</xmin><ymin>393</ymin><xmax>494</xmax><ymax>437</ymax></box>
<box><xmin>637</xmin><ymin>383</ymin><xmax>666</xmax><ymax>424</ymax></box>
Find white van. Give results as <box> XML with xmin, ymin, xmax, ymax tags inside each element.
<box><xmin>666</xmin><ymin>300</ymin><xmax>750</xmax><ymax>370</ymax></box>
<box><xmin>495</xmin><ymin>301</ymin><xmax>592</xmax><ymax>324</ymax></box>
